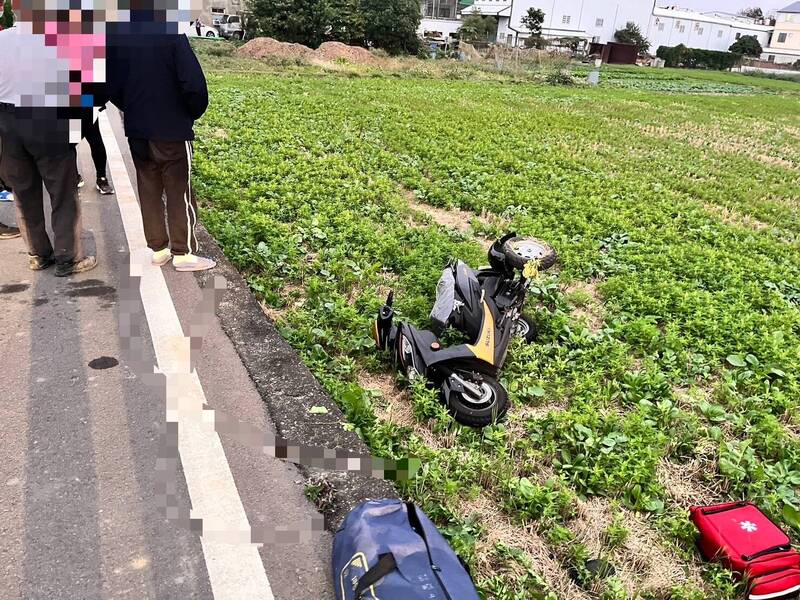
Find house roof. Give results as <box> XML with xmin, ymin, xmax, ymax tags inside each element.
<box><xmin>653</xmin><ymin>6</ymin><xmax>773</xmax><ymax>31</ymax></box>
<box><xmin>460</xmin><ymin>3</ymin><xmax>511</xmax><ymax>16</ymax></box>
<box><xmin>779</xmin><ymin>1</ymin><xmax>800</xmax><ymax>13</ymax></box>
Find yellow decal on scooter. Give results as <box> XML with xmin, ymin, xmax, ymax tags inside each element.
<box><xmin>466</xmin><ymin>300</ymin><xmax>495</xmax><ymax>364</ymax></box>
<box><xmin>372</xmin><ymin>321</ymin><xmax>380</xmax><ymax>347</ymax></box>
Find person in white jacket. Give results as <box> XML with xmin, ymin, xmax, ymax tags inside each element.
<box><xmin>0</xmin><ymin>15</ymin><xmax>98</xmax><ymax>274</ymax></box>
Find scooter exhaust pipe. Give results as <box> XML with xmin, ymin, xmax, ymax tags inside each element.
<box><xmin>373</xmin><ymin>291</ymin><xmax>395</xmax><ymax>351</ymax></box>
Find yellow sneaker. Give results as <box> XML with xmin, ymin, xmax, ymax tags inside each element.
<box><xmin>173</xmin><ymin>253</ymin><xmax>216</xmax><ymax>272</ymax></box>
<box><xmin>152</xmin><ymin>248</ymin><xmax>172</xmax><ymax>266</ymax></box>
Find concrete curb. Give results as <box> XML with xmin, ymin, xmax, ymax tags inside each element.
<box><xmin>193</xmin><ymin>225</ymin><xmax>397</xmax><ymax>529</ymax></box>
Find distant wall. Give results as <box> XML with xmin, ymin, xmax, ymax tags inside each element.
<box><xmin>419</xmin><ymin>17</ymin><xmax>462</xmax><ymax>39</ymax></box>
<box><xmin>738</xmin><ymin>65</ymin><xmax>800</xmax><ymax>76</ymax></box>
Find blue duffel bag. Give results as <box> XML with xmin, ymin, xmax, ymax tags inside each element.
<box><xmin>333</xmin><ymin>498</ymin><xmax>480</xmax><ymax>600</ymax></box>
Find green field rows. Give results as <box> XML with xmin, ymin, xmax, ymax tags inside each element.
<box><xmin>193</xmin><ymin>64</ymin><xmax>800</xmax><ymax>599</ymax></box>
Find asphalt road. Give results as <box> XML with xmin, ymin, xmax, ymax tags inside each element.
<box><xmin>0</xmin><ymin>109</ymin><xmax>335</xmax><ymax>600</ymax></box>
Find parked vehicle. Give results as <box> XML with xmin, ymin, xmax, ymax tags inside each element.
<box><xmin>181</xmin><ymin>22</ymin><xmax>219</xmax><ymax>38</ymax></box>
<box><xmin>218</xmin><ymin>14</ymin><xmax>244</xmax><ymax>40</ymax></box>
<box><xmin>373</xmin><ymin>233</ymin><xmax>556</xmax><ymax>428</ymax></box>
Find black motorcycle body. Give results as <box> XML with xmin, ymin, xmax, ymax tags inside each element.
<box><xmin>373</xmin><ymin>233</ymin><xmax>555</xmax><ymax>428</ymax></box>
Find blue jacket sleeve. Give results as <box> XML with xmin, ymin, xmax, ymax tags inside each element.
<box><xmin>173</xmin><ymin>35</ymin><xmax>209</xmax><ymax>121</ymax></box>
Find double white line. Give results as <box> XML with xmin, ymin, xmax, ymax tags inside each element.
<box><xmin>99</xmin><ymin>112</ymin><xmax>274</xmax><ymax>600</ymax></box>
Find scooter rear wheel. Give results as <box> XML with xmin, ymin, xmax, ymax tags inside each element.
<box><xmin>514</xmin><ymin>314</ymin><xmax>538</xmax><ymax>343</ymax></box>
<box><xmin>443</xmin><ymin>372</ymin><xmax>509</xmax><ymax>428</ymax></box>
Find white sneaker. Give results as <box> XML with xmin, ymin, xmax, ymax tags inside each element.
<box><xmin>152</xmin><ymin>248</ymin><xmax>173</xmax><ymax>266</ymax></box>
<box><xmin>173</xmin><ymin>253</ymin><xmax>216</xmax><ymax>272</ymax></box>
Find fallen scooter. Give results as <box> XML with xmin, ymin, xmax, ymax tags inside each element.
<box><xmin>373</xmin><ymin>233</ymin><xmax>556</xmax><ymax>428</ymax></box>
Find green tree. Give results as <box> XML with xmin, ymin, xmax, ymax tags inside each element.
<box><xmin>729</xmin><ymin>35</ymin><xmax>763</xmax><ymax>57</ymax></box>
<box><xmin>327</xmin><ymin>0</ymin><xmax>364</xmax><ymax>46</ymax></box>
<box><xmin>523</xmin><ymin>35</ymin><xmax>547</xmax><ymax>49</ymax></box>
<box><xmin>520</xmin><ymin>7</ymin><xmax>544</xmax><ymax>36</ymax></box>
<box><xmin>614</xmin><ymin>21</ymin><xmax>650</xmax><ymax>56</ymax></box>
<box><xmin>1</xmin><ymin>0</ymin><xmax>13</xmax><ymax>29</ymax></box>
<box><xmin>247</xmin><ymin>0</ymin><xmax>364</xmax><ymax>47</ymax></box>
<box><xmin>458</xmin><ymin>13</ymin><xmax>496</xmax><ymax>43</ymax></box>
<box><xmin>360</xmin><ymin>0</ymin><xmax>420</xmax><ymax>54</ymax></box>
<box><xmin>738</xmin><ymin>7</ymin><xmax>763</xmax><ymax>19</ymax></box>
<box><xmin>556</xmin><ymin>36</ymin><xmax>582</xmax><ymax>52</ymax></box>
<box><xmin>520</xmin><ymin>6</ymin><xmax>545</xmax><ymax>49</ymax></box>
<box><xmin>247</xmin><ymin>0</ymin><xmax>326</xmax><ymax>46</ymax></box>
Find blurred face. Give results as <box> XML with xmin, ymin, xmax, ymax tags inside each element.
<box><xmin>16</xmin><ymin>0</ymin><xmax>203</xmax><ymax>27</ymax></box>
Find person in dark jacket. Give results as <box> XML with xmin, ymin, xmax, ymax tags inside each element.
<box><xmin>107</xmin><ymin>29</ymin><xmax>215</xmax><ymax>271</ymax></box>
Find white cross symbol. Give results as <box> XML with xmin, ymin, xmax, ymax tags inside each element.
<box><xmin>740</xmin><ymin>521</ymin><xmax>758</xmax><ymax>533</ymax></box>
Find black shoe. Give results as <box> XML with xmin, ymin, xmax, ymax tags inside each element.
<box><xmin>96</xmin><ymin>177</ymin><xmax>115</xmax><ymax>195</ymax></box>
<box><xmin>29</xmin><ymin>254</ymin><xmax>56</xmax><ymax>270</ymax></box>
<box><xmin>55</xmin><ymin>255</ymin><xmax>98</xmax><ymax>277</ymax></box>
<box><xmin>0</xmin><ymin>222</ymin><xmax>21</xmax><ymax>240</ymax></box>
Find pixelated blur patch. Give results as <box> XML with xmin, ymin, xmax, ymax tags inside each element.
<box><xmin>385</xmin><ymin>457</ymin><xmax>422</xmax><ymax>482</ymax></box>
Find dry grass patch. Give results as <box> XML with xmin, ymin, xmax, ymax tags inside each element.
<box><xmin>657</xmin><ymin>456</ymin><xmax>721</xmax><ymax>508</ymax></box>
<box><xmin>633</xmin><ymin>121</ymin><xmax>800</xmax><ymax>172</ymax></box>
<box><xmin>506</xmin><ymin>402</ymin><xmax>568</xmax><ymax>441</ymax></box>
<box><xmin>564</xmin><ymin>280</ymin><xmax>605</xmax><ymax>333</ymax></box>
<box><xmin>357</xmin><ymin>371</ymin><xmax>447</xmax><ymax>451</ymax></box>
<box><xmin>703</xmin><ymin>202</ymin><xmax>773</xmax><ymax>233</ymax></box>
<box><xmin>258</xmin><ymin>282</ymin><xmax>306</xmax><ymax>322</ymax></box>
<box><xmin>464</xmin><ymin>494</ymin><xmax>590</xmax><ymax>599</ymax></box>
<box><xmin>400</xmin><ymin>186</ymin><xmax>502</xmax><ymax>250</ymax></box>
<box><xmin>570</xmin><ymin>498</ymin><xmax>707</xmax><ymax>597</ymax></box>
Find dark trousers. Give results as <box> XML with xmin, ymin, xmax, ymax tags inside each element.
<box><xmin>129</xmin><ymin>138</ymin><xmax>198</xmax><ymax>256</ymax></box>
<box><xmin>0</xmin><ymin>109</ymin><xmax>81</xmax><ymax>263</ymax></box>
<box><xmin>84</xmin><ymin>118</ymin><xmax>107</xmax><ymax>179</ymax></box>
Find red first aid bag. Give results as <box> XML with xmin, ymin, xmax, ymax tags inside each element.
<box><xmin>691</xmin><ymin>502</ymin><xmax>800</xmax><ymax>600</ymax></box>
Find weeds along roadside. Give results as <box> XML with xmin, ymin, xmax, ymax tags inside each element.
<box><xmin>192</xmin><ymin>69</ymin><xmax>800</xmax><ymax>598</ymax></box>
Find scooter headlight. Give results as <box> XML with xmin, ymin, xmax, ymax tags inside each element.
<box><xmin>430</xmin><ymin>269</ymin><xmax>456</xmax><ymax>334</ymax></box>
<box><xmin>399</xmin><ymin>335</ymin><xmax>418</xmax><ymax>379</ymax></box>
<box><xmin>400</xmin><ymin>335</ymin><xmax>413</xmax><ymax>361</ymax></box>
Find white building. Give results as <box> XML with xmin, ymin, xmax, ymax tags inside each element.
<box><xmin>762</xmin><ymin>2</ymin><xmax>800</xmax><ymax>64</ymax></box>
<box><xmin>419</xmin><ymin>0</ymin><xmax>774</xmax><ymax>55</ymax></box>
<box><xmin>647</xmin><ymin>6</ymin><xmax>772</xmax><ymax>53</ymax></box>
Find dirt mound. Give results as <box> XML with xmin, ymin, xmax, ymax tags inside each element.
<box><xmin>236</xmin><ymin>37</ymin><xmax>314</xmax><ymax>61</ymax></box>
<box><xmin>237</xmin><ymin>37</ymin><xmax>380</xmax><ymax>66</ymax></box>
<box><xmin>314</xmin><ymin>41</ymin><xmax>378</xmax><ymax>66</ymax></box>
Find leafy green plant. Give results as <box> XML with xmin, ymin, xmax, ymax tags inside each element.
<box><xmin>194</xmin><ymin>63</ymin><xmax>800</xmax><ymax>598</ymax></box>
<box><xmin>602</xmin><ymin>513</ymin><xmax>630</xmax><ymax>549</ymax></box>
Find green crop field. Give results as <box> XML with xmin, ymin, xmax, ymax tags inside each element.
<box><xmin>192</xmin><ymin>49</ymin><xmax>800</xmax><ymax>599</ymax></box>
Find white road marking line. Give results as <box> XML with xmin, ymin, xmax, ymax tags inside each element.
<box><xmin>99</xmin><ymin>113</ymin><xmax>274</xmax><ymax>600</ymax></box>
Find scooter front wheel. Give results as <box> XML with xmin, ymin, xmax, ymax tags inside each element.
<box><xmin>442</xmin><ymin>372</ymin><xmax>509</xmax><ymax>428</ymax></box>
<box><xmin>503</xmin><ymin>236</ymin><xmax>556</xmax><ymax>271</ymax></box>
